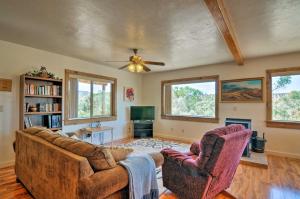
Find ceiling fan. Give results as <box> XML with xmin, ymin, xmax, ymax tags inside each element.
<box><xmin>105</xmin><ymin>49</ymin><xmax>165</xmax><ymax>72</ymax></box>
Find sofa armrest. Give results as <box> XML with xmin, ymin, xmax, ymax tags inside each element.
<box><xmin>79</xmin><ymin>165</ymin><xmax>128</xmax><ymax>199</ymax></box>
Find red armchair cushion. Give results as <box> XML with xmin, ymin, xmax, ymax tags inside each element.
<box><xmin>198</xmin><ymin>125</ymin><xmax>247</xmax><ymax>170</ymax></box>
<box><xmin>190</xmin><ymin>141</ymin><xmax>201</xmax><ymax>155</ymax></box>
<box><xmin>161</xmin><ymin>148</ymin><xmax>207</xmax><ymax>177</ymax></box>
<box><xmin>161</xmin><ymin>148</ymin><xmax>191</xmax><ymax>166</ymax></box>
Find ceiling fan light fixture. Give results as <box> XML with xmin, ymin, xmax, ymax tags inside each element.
<box><xmin>136</xmin><ymin>64</ymin><xmax>143</xmax><ymax>73</ymax></box>
<box><xmin>128</xmin><ymin>63</ymin><xmax>144</xmax><ymax>73</ymax></box>
<box><xmin>128</xmin><ymin>64</ymin><xmax>136</xmax><ymax>72</ymax></box>
<box><xmin>116</xmin><ymin>48</ymin><xmax>164</xmax><ymax>72</ymax></box>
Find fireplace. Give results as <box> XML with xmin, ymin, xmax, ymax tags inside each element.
<box><xmin>225</xmin><ymin>118</ymin><xmax>251</xmax><ymax>157</ymax></box>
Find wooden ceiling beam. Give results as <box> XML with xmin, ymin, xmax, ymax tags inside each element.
<box><xmin>204</xmin><ymin>0</ymin><xmax>244</xmax><ymax>65</ymax></box>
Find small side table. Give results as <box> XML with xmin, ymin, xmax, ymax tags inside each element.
<box><xmin>76</xmin><ymin>126</ymin><xmax>114</xmax><ymax>147</ymax></box>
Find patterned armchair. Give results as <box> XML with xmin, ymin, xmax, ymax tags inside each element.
<box><xmin>161</xmin><ymin>124</ymin><xmax>252</xmax><ymax>199</ymax></box>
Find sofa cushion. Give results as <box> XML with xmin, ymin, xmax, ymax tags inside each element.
<box><xmin>23</xmin><ymin>128</ymin><xmax>117</xmax><ymax>171</ymax></box>
<box><xmin>53</xmin><ymin>137</ymin><xmax>117</xmax><ymax>171</ymax></box>
<box><xmin>23</xmin><ymin>126</ymin><xmax>47</xmax><ymax>135</ymax></box>
<box><xmin>36</xmin><ymin>130</ymin><xmax>61</xmax><ymax>142</ymax></box>
<box><xmin>108</xmin><ymin>146</ymin><xmax>134</xmax><ymax>162</ymax></box>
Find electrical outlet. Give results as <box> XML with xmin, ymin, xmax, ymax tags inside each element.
<box><xmin>0</xmin><ymin>105</ymin><xmax>3</xmax><ymax>112</ymax></box>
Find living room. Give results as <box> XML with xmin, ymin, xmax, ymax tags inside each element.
<box><xmin>0</xmin><ymin>0</ymin><xmax>300</xmax><ymax>199</ymax></box>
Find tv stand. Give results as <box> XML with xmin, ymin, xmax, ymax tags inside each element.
<box><xmin>133</xmin><ymin>121</ymin><xmax>153</xmax><ymax>138</ymax></box>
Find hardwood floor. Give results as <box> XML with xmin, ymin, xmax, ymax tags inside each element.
<box><xmin>160</xmin><ymin>155</ymin><xmax>300</xmax><ymax>199</ymax></box>
<box><xmin>0</xmin><ymin>166</ymin><xmax>32</xmax><ymax>199</ymax></box>
<box><xmin>1</xmin><ymin>156</ymin><xmax>300</xmax><ymax>199</ymax></box>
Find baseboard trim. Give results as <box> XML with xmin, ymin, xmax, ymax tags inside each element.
<box><xmin>266</xmin><ymin>150</ymin><xmax>300</xmax><ymax>160</ymax></box>
<box><xmin>0</xmin><ymin>160</ymin><xmax>15</xmax><ymax>169</ymax></box>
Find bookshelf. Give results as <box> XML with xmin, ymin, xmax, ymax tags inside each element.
<box><xmin>19</xmin><ymin>75</ymin><xmax>63</xmax><ymax>131</ymax></box>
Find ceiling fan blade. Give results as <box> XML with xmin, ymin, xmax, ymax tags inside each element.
<box><xmin>143</xmin><ymin>61</ymin><xmax>165</xmax><ymax>66</ymax></box>
<box><xmin>142</xmin><ymin>64</ymin><xmax>151</xmax><ymax>72</ymax></box>
<box><xmin>118</xmin><ymin>64</ymin><xmax>129</xmax><ymax>70</ymax></box>
<box><xmin>105</xmin><ymin>61</ymin><xmax>129</xmax><ymax>62</ymax></box>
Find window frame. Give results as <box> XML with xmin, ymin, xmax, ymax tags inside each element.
<box><xmin>64</xmin><ymin>69</ymin><xmax>117</xmax><ymax>125</ymax></box>
<box><xmin>161</xmin><ymin>75</ymin><xmax>219</xmax><ymax>123</ymax></box>
<box><xmin>266</xmin><ymin>66</ymin><xmax>300</xmax><ymax>129</ymax></box>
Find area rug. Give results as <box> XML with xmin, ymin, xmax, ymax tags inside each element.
<box><xmin>118</xmin><ymin>138</ymin><xmax>190</xmax><ymax>153</ymax></box>
<box><xmin>117</xmin><ymin>138</ymin><xmax>190</xmax><ymax>195</ymax></box>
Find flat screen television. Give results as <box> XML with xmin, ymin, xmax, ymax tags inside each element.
<box><xmin>130</xmin><ymin>106</ymin><xmax>155</xmax><ymax>121</ymax></box>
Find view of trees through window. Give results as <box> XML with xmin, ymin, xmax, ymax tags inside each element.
<box><xmin>78</xmin><ymin>80</ymin><xmax>112</xmax><ymax>118</ymax></box>
<box><xmin>78</xmin><ymin>80</ymin><xmax>91</xmax><ymax>118</ymax></box>
<box><xmin>272</xmin><ymin>74</ymin><xmax>300</xmax><ymax>121</ymax></box>
<box><xmin>93</xmin><ymin>82</ymin><xmax>111</xmax><ymax>116</ymax></box>
<box><xmin>171</xmin><ymin>81</ymin><xmax>216</xmax><ymax>117</ymax></box>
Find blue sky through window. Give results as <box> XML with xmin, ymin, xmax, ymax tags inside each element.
<box><xmin>272</xmin><ymin>75</ymin><xmax>300</xmax><ymax>93</ymax></box>
<box><xmin>172</xmin><ymin>81</ymin><xmax>216</xmax><ymax>94</ymax></box>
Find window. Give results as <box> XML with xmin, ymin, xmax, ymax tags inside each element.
<box><xmin>65</xmin><ymin>70</ymin><xmax>117</xmax><ymax>125</ymax></box>
<box><xmin>161</xmin><ymin>76</ymin><xmax>219</xmax><ymax>123</ymax></box>
<box><xmin>266</xmin><ymin>67</ymin><xmax>300</xmax><ymax>129</ymax></box>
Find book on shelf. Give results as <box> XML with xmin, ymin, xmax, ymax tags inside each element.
<box><xmin>24</xmin><ymin>83</ymin><xmax>61</xmax><ymax>96</ymax></box>
<box><xmin>24</xmin><ymin>117</ymin><xmax>32</xmax><ymax>128</ymax></box>
<box><xmin>36</xmin><ymin>103</ymin><xmax>61</xmax><ymax>112</ymax></box>
<box><xmin>44</xmin><ymin>115</ymin><xmax>62</xmax><ymax>128</ymax></box>
<box><xmin>44</xmin><ymin>115</ymin><xmax>52</xmax><ymax>128</ymax></box>
<box><xmin>25</xmin><ymin>103</ymin><xmax>30</xmax><ymax>112</ymax></box>
<box><xmin>21</xmin><ymin>74</ymin><xmax>63</xmax><ymax>131</ymax></box>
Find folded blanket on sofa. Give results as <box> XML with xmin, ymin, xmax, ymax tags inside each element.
<box><xmin>120</xmin><ymin>154</ymin><xmax>159</xmax><ymax>199</ymax></box>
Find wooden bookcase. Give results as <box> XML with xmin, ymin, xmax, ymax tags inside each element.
<box><xmin>19</xmin><ymin>75</ymin><xmax>63</xmax><ymax>131</ymax></box>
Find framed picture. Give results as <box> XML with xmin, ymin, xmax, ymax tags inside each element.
<box><xmin>221</xmin><ymin>77</ymin><xmax>264</xmax><ymax>102</ymax></box>
<box><xmin>124</xmin><ymin>87</ymin><xmax>135</xmax><ymax>102</ymax></box>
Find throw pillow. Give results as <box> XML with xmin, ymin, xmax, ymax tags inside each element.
<box><xmin>56</xmin><ymin>130</ymin><xmax>69</xmax><ymax>137</ymax></box>
<box><xmin>108</xmin><ymin>146</ymin><xmax>134</xmax><ymax>162</ymax></box>
<box><xmin>70</xmin><ymin>134</ymin><xmax>80</xmax><ymax>140</ymax></box>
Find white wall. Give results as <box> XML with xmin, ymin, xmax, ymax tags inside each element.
<box><xmin>142</xmin><ymin>52</ymin><xmax>300</xmax><ymax>158</ymax></box>
<box><xmin>1</xmin><ymin>39</ymin><xmax>300</xmax><ymax>168</ymax></box>
<box><xmin>0</xmin><ymin>40</ymin><xmax>142</xmax><ymax>167</ymax></box>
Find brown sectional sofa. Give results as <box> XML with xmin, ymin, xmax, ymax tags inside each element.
<box><xmin>15</xmin><ymin>128</ymin><xmax>129</xmax><ymax>199</ymax></box>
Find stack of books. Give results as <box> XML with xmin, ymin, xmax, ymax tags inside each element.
<box><xmin>24</xmin><ymin>84</ymin><xmax>61</xmax><ymax>96</ymax></box>
<box><xmin>37</xmin><ymin>103</ymin><xmax>61</xmax><ymax>112</ymax></box>
<box><xmin>25</xmin><ymin>103</ymin><xmax>61</xmax><ymax>112</ymax></box>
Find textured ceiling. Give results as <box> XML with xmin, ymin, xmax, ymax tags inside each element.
<box><xmin>0</xmin><ymin>0</ymin><xmax>300</xmax><ymax>72</ymax></box>
<box><xmin>224</xmin><ymin>0</ymin><xmax>300</xmax><ymax>59</ymax></box>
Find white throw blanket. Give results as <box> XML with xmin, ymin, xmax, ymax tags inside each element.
<box><xmin>120</xmin><ymin>154</ymin><xmax>159</xmax><ymax>199</ymax></box>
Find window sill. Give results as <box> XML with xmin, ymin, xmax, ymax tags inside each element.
<box><xmin>161</xmin><ymin>115</ymin><xmax>219</xmax><ymax>123</ymax></box>
<box><xmin>64</xmin><ymin>116</ymin><xmax>117</xmax><ymax>125</ymax></box>
<box><xmin>266</xmin><ymin>120</ymin><xmax>300</xmax><ymax>129</ymax></box>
